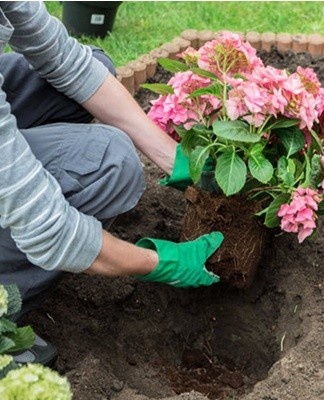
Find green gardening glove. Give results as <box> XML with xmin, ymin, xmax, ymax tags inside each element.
<box><xmin>160</xmin><ymin>143</ymin><xmax>215</xmax><ymax>191</ymax></box>
<box><xmin>160</xmin><ymin>143</ymin><xmax>192</xmax><ymax>191</ymax></box>
<box><xmin>135</xmin><ymin>232</ymin><xmax>224</xmax><ymax>288</ymax></box>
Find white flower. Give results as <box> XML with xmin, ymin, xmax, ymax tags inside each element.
<box><xmin>0</xmin><ymin>355</ymin><xmax>13</xmax><ymax>372</ymax></box>
<box><xmin>0</xmin><ymin>363</ymin><xmax>72</xmax><ymax>400</ymax></box>
<box><xmin>0</xmin><ymin>285</ymin><xmax>8</xmax><ymax>317</ymax></box>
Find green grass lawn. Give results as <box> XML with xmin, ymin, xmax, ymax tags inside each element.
<box><xmin>46</xmin><ymin>1</ymin><xmax>324</xmax><ymax>66</ymax></box>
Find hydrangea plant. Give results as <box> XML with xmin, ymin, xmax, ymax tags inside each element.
<box><xmin>0</xmin><ymin>354</ymin><xmax>17</xmax><ymax>379</ymax></box>
<box><xmin>0</xmin><ymin>357</ymin><xmax>72</xmax><ymax>400</ymax></box>
<box><xmin>143</xmin><ymin>31</ymin><xmax>324</xmax><ymax>243</ymax></box>
<box><xmin>0</xmin><ymin>286</ymin><xmax>73</xmax><ymax>398</ymax></box>
<box><xmin>0</xmin><ymin>285</ymin><xmax>8</xmax><ymax>318</ymax></box>
<box><xmin>0</xmin><ymin>284</ymin><xmax>35</xmax><ymax>356</ymax></box>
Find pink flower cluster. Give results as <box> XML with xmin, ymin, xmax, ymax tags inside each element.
<box><xmin>278</xmin><ymin>188</ymin><xmax>322</xmax><ymax>243</ymax></box>
<box><xmin>226</xmin><ymin>65</ymin><xmax>324</xmax><ymax>130</ymax></box>
<box><xmin>148</xmin><ymin>31</ymin><xmax>324</xmax><ymax>138</ymax></box>
<box><xmin>148</xmin><ymin>70</ymin><xmax>221</xmax><ymax>140</ymax></box>
<box><xmin>197</xmin><ymin>31</ymin><xmax>263</xmax><ymax>77</ymax></box>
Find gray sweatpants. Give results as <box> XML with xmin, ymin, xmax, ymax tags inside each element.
<box><xmin>0</xmin><ymin>49</ymin><xmax>145</xmax><ymax>316</ymax></box>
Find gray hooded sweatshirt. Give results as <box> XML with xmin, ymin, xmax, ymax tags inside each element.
<box><xmin>0</xmin><ymin>1</ymin><xmax>109</xmax><ymax>273</ymax></box>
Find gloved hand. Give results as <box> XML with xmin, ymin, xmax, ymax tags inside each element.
<box><xmin>135</xmin><ymin>232</ymin><xmax>224</xmax><ymax>288</ymax></box>
<box><xmin>160</xmin><ymin>144</ymin><xmax>215</xmax><ymax>191</ymax></box>
<box><xmin>160</xmin><ymin>143</ymin><xmax>192</xmax><ymax>191</ymax></box>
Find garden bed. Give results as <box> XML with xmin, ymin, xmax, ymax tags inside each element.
<box><xmin>25</xmin><ymin>40</ymin><xmax>324</xmax><ymax>400</ymax></box>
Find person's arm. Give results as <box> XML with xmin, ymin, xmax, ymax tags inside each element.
<box><xmin>1</xmin><ymin>1</ymin><xmax>109</xmax><ymax>104</ymax></box>
<box><xmin>0</xmin><ymin>2</ymin><xmax>110</xmax><ymax>273</ymax></box>
<box><xmin>82</xmin><ymin>73</ymin><xmax>177</xmax><ymax>175</ymax></box>
<box><xmin>82</xmin><ymin>74</ymin><xmax>195</xmax><ymax>189</ymax></box>
<box><xmin>86</xmin><ymin>229</ymin><xmax>223</xmax><ymax>288</ymax></box>
<box><xmin>0</xmin><ymin>2</ymin><xmax>219</xmax><ymax>286</ymax></box>
<box><xmin>3</xmin><ymin>1</ymin><xmax>179</xmax><ymax>175</ymax></box>
<box><xmin>86</xmin><ymin>230</ymin><xmax>158</xmax><ymax>276</ymax></box>
<box><xmin>4</xmin><ymin>1</ymin><xmax>188</xmax><ymax>180</ymax></box>
<box><xmin>0</xmin><ymin>75</ymin><xmax>103</xmax><ymax>272</ymax></box>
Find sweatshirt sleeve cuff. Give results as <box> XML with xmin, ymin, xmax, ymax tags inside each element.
<box><xmin>72</xmin><ymin>57</ymin><xmax>110</xmax><ymax>104</ymax></box>
<box><xmin>58</xmin><ymin>213</ymin><xmax>103</xmax><ymax>274</ymax></box>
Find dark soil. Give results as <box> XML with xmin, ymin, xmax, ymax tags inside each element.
<box><xmin>24</xmin><ymin>47</ymin><xmax>324</xmax><ymax>400</ymax></box>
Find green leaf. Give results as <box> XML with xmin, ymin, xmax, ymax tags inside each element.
<box><xmin>317</xmin><ymin>199</ymin><xmax>324</xmax><ymax>215</ymax></box>
<box><xmin>277</xmin><ymin>156</ymin><xmax>295</xmax><ymax>186</ymax></box>
<box><xmin>232</xmin><ymin>73</ymin><xmax>247</xmax><ymax>80</ymax></box>
<box><xmin>191</xmin><ymin>67</ymin><xmax>218</xmax><ymax>80</ymax></box>
<box><xmin>292</xmin><ymin>158</ymin><xmax>304</xmax><ymax>181</ymax></box>
<box><xmin>181</xmin><ymin>124</ymin><xmax>212</xmax><ymax>155</ymax></box>
<box><xmin>173</xmin><ymin>124</ymin><xmax>189</xmax><ymax>139</ymax></box>
<box><xmin>275</xmin><ymin>126</ymin><xmax>305</xmax><ymax>157</ymax></box>
<box><xmin>287</xmin><ymin>159</ymin><xmax>296</xmax><ymax>176</ymax></box>
<box><xmin>157</xmin><ymin>57</ymin><xmax>189</xmax><ymax>73</ymax></box>
<box><xmin>188</xmin><ymin>81</ymin><xmax>223</xmax><ymax>99</ymax></box>
<box><xmin>310</xmin><ymin>153</ymin><xmax>324</xmax><ymax>187</ymax></box>
<box><xmin>215</xmin><ymin>150</ymin><xmax>247</xmax><ymax>195</ymax></box>
<box><xmin>191</xmin><ymin>124</ymin><xmax>213</xmax><ymax>136</ymax></box>
<box><xmin>264</xmin><ymin>193</ymin><xmax>291</xmax><ymax>228</ymax></box>
<box><xmin>213</xmin><ymin>120</ymin><xmax>261</xmax><ymax>143</ymax></box>
<box><xmin>277</xmin><ymin>156</ymin><xmax>288</xmax><ymax>176</ymax></box>
<box><xmin>308</xmin><ymin>128</ymin><xmax>324</xmax><ymax>153</ymax></box>
<box><xmin>249</xmin><ymin>142</ymin><xmax>265</xmax><ymax>156</ymax></box>
<box><xmin>0</xmin><ymin>318</ymin><xmax>17</xmax><ymax>334</ymax></box>
<box><xmin>266</xmin><ymin>117</ymin><xmax>299</xmax><ymax>130</ymax></box>
<box><xmin>248</xmin><ymin>153</ymin><xmax>274</xmax><ymax>183</ymax></box>
<box><xmin>140</xmin><ymin>83</ymin><xmax>174</xmax><ymax>95</ymax></box>
<box><xmin>0</xmin><ymin>336</ymin><xmax>15</xmax><ymax>355</ymax></box>
<box><xmin>5</xmin><ymin>284</ymin><xmax>22</xmax><ymax>316</ymax></box>
<box><xmin>189</xmin><ymin>146</ymin><xmax>210</xmax><ymax>183</ymax></box>
<box><xmin>6</xmin><ymin>326</ymin><xmax>35</xmax><ymax>353</ymax></box>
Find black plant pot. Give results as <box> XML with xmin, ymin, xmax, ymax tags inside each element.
<box><xmin>198</xmin><ymin>171</ymin><xmax>220</xmax><ymax>194</ymax></box>
<box><xmin>62</xmin><ymin>1</ymin><xmax>122</xmax><ymax>38</ymax></box>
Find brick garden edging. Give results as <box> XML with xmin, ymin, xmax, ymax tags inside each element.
<box><xmin>116</xmin><ymin>29</ymin><xmax>324</xmax><ymax>96</ymax></box>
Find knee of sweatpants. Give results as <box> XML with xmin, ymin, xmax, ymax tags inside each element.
<box><xmin>90</xmin><ymin>46</ymin><xmax>116</xmax><ymax>76</ymax></box>
<box><xmin>60</xmin><ymin>124</ymin><xmax>146</xmax><ymax>221</ymax></box>
<box><xmin>94</xmin><ymin>128</ymin><xmax>146</xmax><ymax>220</ymax></box>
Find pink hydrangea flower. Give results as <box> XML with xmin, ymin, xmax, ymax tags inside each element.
<box><xmin>252</xmin><ymin>65</ymin><xmax>288</xmax><ymax>90</ymax></box>
<box><xmin>297</xmin><ymin>66</ymin><xmax>321</xmax><ymax>96</ymax></box>
<box><xmin>225</xmin><ymin>68</ymin><xmax>285</xmax><ymax>126</ymax></box>
<box><xmin>250</xmin><ymin>66</ymin><xmax>289</xmax><ymax>115</ymax></box>
<box><xmin>281</xmin><ymin>71</ymin><xmax>320</xmax><ymax>130</ymax></box>
<box><xmin>197</xmin><ymin>31</ymin><xmax>264</xmax><ymax>79</ymax></box>
<box><xmin>149</xmin><ymin>35</ymin><xmax>323</xmax><ymax>137</ymax></box>
<box><xmin>148</xmin><ymin>71</ymin><xmax>221</xmax><ymax>139</ymax></box>
<box><xmin>315</xmin><ymin>88</ymin><xmax>324</xmax><ymax>117</ymax></box>
<box><xmin>177</xmin><ymin>46</ymin><xmax>199</xmax><ymax>66</ymax></box>
<box><xmin>278</xmin><ymin>187</ymin><xmax>322</xmax><ymax>243</ymax></box>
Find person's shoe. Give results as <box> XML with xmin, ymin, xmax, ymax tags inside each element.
<box><xmin>12</xmin><ymin>334</ymin><xmax>57</xmax><ymax>367</ymax></box>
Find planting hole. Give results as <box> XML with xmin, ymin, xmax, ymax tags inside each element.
<box><xmin>105</xmin><ymin>254</ymin><xmax>288</xmax><ymax>399</ymax></box>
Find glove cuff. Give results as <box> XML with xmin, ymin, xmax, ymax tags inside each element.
<box><xmin>135</xmin><ymin>238</ymin><xmax>178</xmax><ymax>283</ymax></box>
<box><xmin>160</xmin><ymin>144</ymin><xmax>192</xmax><ymax>191</ymax></box>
